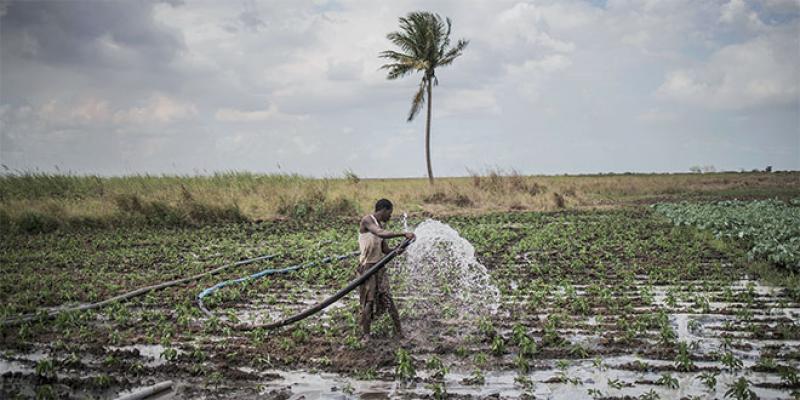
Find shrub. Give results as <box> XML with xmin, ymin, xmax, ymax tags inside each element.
<box><xmin>551</xmin><ymin>192</ymin><xmax>566</xmax><ymax>209</ymax></box>
<box><xmin>17</xmin><ymin>210</ymin><xmax>60</xmax><ymax>234</ymax></box>
<box><xmin>422</xmin><ymin>189</ymin><xmax>473</xmax><ymax>207</ymax></box>
<box><xmin>114</xmin><ymin>193</ymin><xmax>245</xmax><ymax>227</ymax></box>
<box><xmin>276</xmin><ymin>187</ymin><xmax>359</xmax><ymax>219</ymax></box>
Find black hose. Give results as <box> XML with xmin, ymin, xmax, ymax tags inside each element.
<box><xmin>0</xmin><ymin>254</ymin><xmax>278</xmax><ymax>327</ymax></box>
<box><xmin>233</xmin><ymin>238</ymin><xmax>414</xmax><ymax>330</ymax></box>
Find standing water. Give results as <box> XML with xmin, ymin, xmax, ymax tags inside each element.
<box><xmin>395</xmin><ymin>219</ymin><xmax>500</xmax><ymax>319</ymax></box>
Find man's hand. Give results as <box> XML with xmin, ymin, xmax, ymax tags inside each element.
<box><xmin>396</xmin><ymin>233</ymin><xmax>415</xmax><ymax>255</ymax></box>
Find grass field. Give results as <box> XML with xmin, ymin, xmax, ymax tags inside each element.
<box><xmin>1</xmin><ymin>172</ymin><xmax>799</xmax><ymax>399</ymax></box>
<box><xmin>1</xmin><ymin>171</ymin><xmax>798</xmax><ymax>234</ymax></box>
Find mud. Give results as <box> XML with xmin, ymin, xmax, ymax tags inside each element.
<box><xmin>2</xmin><ymin>212</ymin><xmax>799</xmax><ymax>399</ymax></box>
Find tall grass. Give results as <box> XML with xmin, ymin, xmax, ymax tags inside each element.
<box><xmin>1</xmin><ymin>170</ymin><xmax>797</xmax><ymax>234</ymax></box>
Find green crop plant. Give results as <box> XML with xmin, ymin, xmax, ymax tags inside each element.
<box><xmin>343</xmin><ymin>334</ymin><xmax>361</xmax><ymax>349</ymax></box>
<box><xmin>659</xmin><ymin>324</ymin><xmax>677</xmax><ymax>347</ymax></box>
<box><xmin>93</xmin><ymin>374</ymin><xmax>113</xmax><ymax>388</ymax></box>
<box><xmin>466</xmin><ymin>368</ymin><xmax>485</xmax><ymax>385</ymax></box>
<box><xmin>542</xmin><ymin>318</ymin><xmax>564</xmax><ymax>347</ymax></box>
<box><xmin>639</xmin><ymin>389</ymin><xmax>660</xmax><ymax>400</ymax></box>
<box><xmin>514</xmin><ymin>373</ymin><xmax>533</xmax><ymax>390</ymax></box>
<box><xmin>355</xmin><ymin>368</ymin><xmax>377</xmax><ymax>380</ymax></box>
<box><xmin>426</xmin><ymin>356</ymin><xmax>448</xmax><ymax>379</ymax></box>
<box><xmin>779</xmin><ymin>366</ymin><xmax>799</xmax><ymax>386</ymax></box>
<box><xmin>587</xmin><ymin>388</ymin><xmax>603</xmax><ymax>399</ymax></box>
<box><xmin>653</xmin><ymin>199</ymin><xmax>800</xmax><ymax>271</ymax></box>
<box><xmin>291</xmin><ymin>326</ymin><xmax>309</xmax><ymax>344</ymax></box>
<box><xmin>395</xmin><ymin>348</ymin><xmax>416</xmax><ymax>381</ymax></box>
<box><xmin>695</xmin><ymin>371</ymin><xmax>718</xmax><ymax>390</ymax></box>
<box><xmin>592</xmin><ymin>357</ymin><xmax>606</xmax><ymax>371</ymax></box>
<box><xmin>719</xmin><ymin>336</ymin><xmax>733</xmax><ymax>351</ymax></box>
<box><xmin>35</xmin><ymin>358</ymin><xmax>56</xmax><ymax>378</ymax></box>
<box><xmin>571</xmin><ymin>297</ymin><xmax>590</xmax><ymax>315</ymax></box>
<box><xmin>568</xmin><ymin>343</ymin><xmax>589</xmax><ymax>358</ymax></box>
<box><xmin>490</xmin><ymin>335</ymin><xmax>505</xmax><ymax>356</ymax></box>
<box><xmin>519</xmin><ymin>336</ymin><xmax>537</xmax><ymax>358</ymax></box>
<box><xmin>128</xmin><ymin>361</ymin><xmax>145</xmax><ymax>376</ymax></box>
<box><xmin>341</xmin><ymin>382</ymin><xmax>355</xmax><ymax>395</ymax></box>
<box><xmin>473</xmin><ymin>352</ymin><xmax>488</xmax><ymax>366</ymax></box>
<box><xmin>725</xmin><ymin>377</ymin><xmax>756</xmax><ymax>400</ymax></box>
<box><xmin>511</xmin><ymin>323</ymin><xmax>527</xmax><ymax>344</ymax></box>
<box><xmin>755</xmin><ymin>355</ymin><xmax>776</xmax><ymax>371</ymax></box>
<box><xmin>36</xmin><ymin>384</ymin><xmax>57</xmax><ymax>400</ymax></box>
<box><xmin>514</xmin><ymin>353</ymin><xmax>530</xmax><ymax>373</ymax></box>
<box><xmin>478</xmin><ymin>317</ymin><xmax>495</xmax><ymax>338</ymax></box>
<box><xmin>640</xmin><ymin>285</ymin><xmax>654</xmax><ymax>306</ymax></box>
<box><xmin>674</xmin><ymin>341</ymin><xmax>695</xmax><ymax>371</ymax></box>
<box><xmin>205</xmin><ymin>371</ymin><xmax>224</xmax><ymax>390</ymax></box>
<box><xmin>665</xmin><ymin>290</ymin><xmax>678</xmax><ymax>307</ymax></box>
<box><xmin>656</xmin><ymin>373</ymin><xmax>679</xmax><ymax>389</ymax></box>
<box><xmin>607</xmin><ymin>378</ymin><xmax>624</xmax><ymax>390</ymax></box>
<box><xmin>160</xmin><ymin>346</ymin><xmax>178</xmax><ymax>361</ymax></box>
<box><xmin>720</xmin><ymin>351</ymin><xmax>743</xmax><ymax>371</ymax></box>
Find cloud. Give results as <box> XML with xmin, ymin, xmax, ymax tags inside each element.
<box><xmin>637</xmin><ymin>108</ymin><xmax>678</xmax><ymax>123</ymax></box>
<box><xmin>114</xmin><ymin>94</ymin><xmax>197</xmax><ymax>124</ymax></box>
<box><xmin>214</xmin><ymin>104</ymin><xmax>307</xmax><ymax>122</ymax></box>
<box><xmin>2</xmin><ymin>94</ymin><xmax>196</xmax><ymax>128</ymax></box>
<box><xmin>0</xmin><ymin>0</ymin><xmax>184</xmax><ymax>68</ymax></box>
<box><xmin>439</xmin><ymin>89</ymin><xmax>501</xmax><ymax>118</ymax></box>
<box><xmin>1</xmin><ymin>0</ymin><xmax>798</xmax><ymax>176</ymax></box>
<box><xmin>657</xmin><ymin>33</ymin><xmax>799</xmax><ymax>109</ymax></box>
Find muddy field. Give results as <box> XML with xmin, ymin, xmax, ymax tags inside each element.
<box><xmin>2</xmin><ymin>208</ymin><xmax>799</xmax><ymax>399</ymax></box>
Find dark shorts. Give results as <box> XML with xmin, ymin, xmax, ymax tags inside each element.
<box><xmin>357</xmin><ymin>262</ymin><xmax>393</xmax><ymax>317</ymax></box>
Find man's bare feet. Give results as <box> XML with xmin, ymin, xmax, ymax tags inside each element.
<box><xmin>359</xmin><ymin>334</ymin><xmax>371</xmax><ymax>345</ymax></box>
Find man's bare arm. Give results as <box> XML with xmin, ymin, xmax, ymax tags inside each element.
<box><xmin>364</xmin><ymin>216</ymin><xmax>407</xmax><ymax>239</ymax></box>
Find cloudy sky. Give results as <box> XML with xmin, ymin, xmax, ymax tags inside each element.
<box><xmin>1</xmin><ymin>0</ymin><xmax>798</xmax><ymax>177</ymax></box>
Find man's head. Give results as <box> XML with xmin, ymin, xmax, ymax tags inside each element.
<box><xmin>374</xmin><ymin>198</ymin><xmax>393</xmax><ymax>222</ymax></box>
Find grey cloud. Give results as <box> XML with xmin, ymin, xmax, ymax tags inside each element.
<box><xmin>0</xmin><ymin>1</ymin><xmax>184</xmax><ymax>68</ymax></box>
<box><xmin>0</xmin><ymin>0</ymin><xmax>797</xmax><ymax>177</ymax></box>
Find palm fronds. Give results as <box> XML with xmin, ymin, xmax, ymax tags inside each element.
<box><xmin>379</xmin><ymin>11</ymin><xmax>468</xmax><ymax>121</ymax></box>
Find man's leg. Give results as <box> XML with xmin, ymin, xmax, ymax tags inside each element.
<box><xmin>385</xmin><ymin>294</ymin><xmax>403</xmax><ymax>338</ymax></box>
<box><xmin>360</xmin><ymin>300</ymin><xmax>373</xmax><ymax>338</ymax></box>
<box><xmin>358</xmin><ymin>263</ymin><xmax>374</xmax><ymax>339</ymax></box>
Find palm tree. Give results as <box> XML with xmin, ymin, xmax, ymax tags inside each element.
<box><xmin>380</xmin><ymin>11</ymin><xmax>468</xmax><ymax>184</ymax></box>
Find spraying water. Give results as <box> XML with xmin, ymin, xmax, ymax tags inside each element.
<box><xmin>395</xmin><ymin>218</ymin><xmax>500</xmax><ymax>319</ymax></box>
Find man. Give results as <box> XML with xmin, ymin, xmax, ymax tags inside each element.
<box><xmin>357</xmin><ymin>198</ymin><xmax>415</xmax><ymax>340</ymax></box>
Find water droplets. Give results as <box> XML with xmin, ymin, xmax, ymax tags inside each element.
<box><xmin>395</xmin><ymin>219</ymin><xmax>499</xmax><ymax>318</ymax></box>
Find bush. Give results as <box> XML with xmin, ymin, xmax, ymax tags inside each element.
<box><xmin>551</xmin><ymin>192</ymin><xmax>566</xmax><ymax>209</ymax></box>
<box><xmin>276</xmin><ymin>187</ymin><xmax>359</xmax><ymax>219</ymax></box>
<box><xmin>422</xmin><ymin>190</ymin><xmax>473</xmax><ymax>207</ymax></box>
<box><xmin>114</xmin><ymin>193</ymin><xmax>245</xmax><ymax>227</ymax></box>
<box><xmin>17</xmin><ymin>211</ymin><xmax>60</xmax><ymax>234</ymax></box>
<box><xmin>468</xmin><ymin>168</ymin><xmax>544</xmax><ymax>196</ymax></box>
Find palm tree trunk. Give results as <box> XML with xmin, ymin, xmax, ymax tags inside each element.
<box><xmin>425</xmin><ymin>78</ymin><xmax>434</xmax><ymax>185</ymax></box>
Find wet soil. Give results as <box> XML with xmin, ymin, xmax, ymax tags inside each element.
<box><xmin>2</xmin><ymin>210</ymin><xmax>799</xmax><ymax>399</ymax></box>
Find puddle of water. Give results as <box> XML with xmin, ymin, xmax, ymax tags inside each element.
<box><xmin>107</xmin><ymin>344</ymin><xmax>183</xmax><ymax>367</ymax></box>
<box><xmin>0</xmin><ymin>349</ymin><xmax>50</xmax><ymax>375</ymax></box>
<box><xmin>253</xmin><ymin>359</ymin><xmax>796</xmax><ymax>400</ymax></box>
<box><xmin>0</xmin><ymin>359</ymin><xmax>36</xmax><ymax>375</ymax></box>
